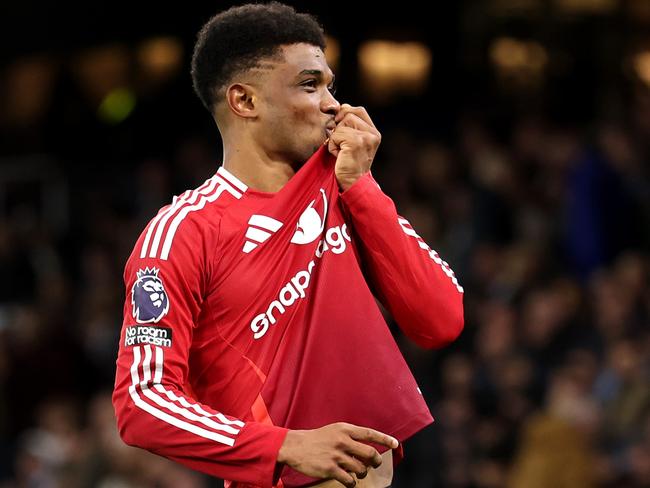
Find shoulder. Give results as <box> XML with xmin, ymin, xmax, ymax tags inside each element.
<box><xmin>132</xmin><ymin>169</ymin><xmax>246</xmax><ymax>263</ymax></box>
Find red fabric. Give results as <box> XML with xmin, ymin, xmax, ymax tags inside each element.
<box><xmin>113</xmin><ymin>145</ymin><xmax>464</xmax><ymax>487</ymax></box>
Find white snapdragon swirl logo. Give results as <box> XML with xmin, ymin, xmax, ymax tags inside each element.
<box><xmin>290</xmin><ymin>189</ymin><xmax>328</xmax><ymax>245</ymax></box>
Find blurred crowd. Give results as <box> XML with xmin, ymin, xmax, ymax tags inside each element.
<box><xmin>1</xmin><ymin>56</ymin><xmax>650</xmax><ymax>488</ymax></box>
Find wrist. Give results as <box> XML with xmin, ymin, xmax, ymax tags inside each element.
<box><xmin>337</xmin><ymin>173</ymin><xmax>365</xmax><ymax>192</ymax></box>
<box><xmin>277</xmin><ymin>429</ymin><xmax>302</xmax><ymax>464</ymax></box>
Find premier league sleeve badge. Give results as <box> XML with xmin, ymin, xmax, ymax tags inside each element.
<box><xmin>131</xmin><ymin>267</ymin><xmax>170</xmax><ymax>324</ymax></box>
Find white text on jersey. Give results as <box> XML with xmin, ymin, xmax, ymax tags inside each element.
<box><xmin>250</xmin><ymin>223</ymin><xmax>351</xmax><ymax>339</ymax></box>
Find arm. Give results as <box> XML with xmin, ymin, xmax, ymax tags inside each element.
<box><xmin>112</xmin><ymin>218</ymin><xmax>287</xmax><ymax>487</ymax></box>
<box><xmin>339</xmin><ymin>173</ymin><xmax>464</xmax><ymax>349</ymax></box>
<box><xmin>328</xmin><ymin>104</ymin><xmax>464</xmax><ymax>349</ymax></box>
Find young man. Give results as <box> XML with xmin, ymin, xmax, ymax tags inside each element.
<box><xmin>112</xmin><ymin>3</ymin><xmax>464</xmax><ymax>487</ymax></box>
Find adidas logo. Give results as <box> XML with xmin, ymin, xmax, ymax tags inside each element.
<box><xmin>242</xmin><ymin>214</ymin><xmax>283</xmax><ymax>253</ymax></box>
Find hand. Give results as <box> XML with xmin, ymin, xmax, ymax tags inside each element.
<box><xmin>276</xmin><ymin>422</ymin><xmax>399</xmax><ymax>488</ymax></box>
<box><xmin>327</xmin><ymin>104</ymin><xmax>381</xmax><ymax>192</ymax></box>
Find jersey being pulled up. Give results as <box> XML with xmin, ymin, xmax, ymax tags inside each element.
<box><xmin>112</xmin><ymin>145</ymin><xmax>464</xmax><ymax>488</ymax></box>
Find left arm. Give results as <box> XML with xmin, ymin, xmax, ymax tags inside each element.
<box><xmin>329</xmin><ymin>104</ymin><xmax>464</xmax><ymax>349</ymax></box>
<box><xmin>339</xmin><ymin>173</ymin><xmax>464</xmax><ymax>349</ymax></box>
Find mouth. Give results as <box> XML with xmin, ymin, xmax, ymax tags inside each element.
<box><xmin>325</xmin><ymin>122</ymin><xmax>336</xmax><ymax>138</ymax></box>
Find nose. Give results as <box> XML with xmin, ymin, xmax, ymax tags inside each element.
<box><xmin>321</xmin><ymin>89</ymin><xmax>340</xmax><ymax>117</ymax></box>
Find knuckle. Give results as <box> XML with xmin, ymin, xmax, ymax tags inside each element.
<box><xmin>362</xmin><ymin>445</ymin><xmax>376</xmax><ymax>459</ymax></box>
<box><xmin>335</xmin><ymin>435</ymin><xmax>348</xmax><ymax>450</ymax></box>
<box><xmin>337</xmin><ymin>422</ymin><xmax>352</xmax><ymax>432</ymax></box>
<box><xmin>325</xmin><ymin>462</ymin><xmax>339</xmax><ymax>475</ymax></box>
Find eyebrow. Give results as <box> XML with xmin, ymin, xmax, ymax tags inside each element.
<box><xmin>297</xmin><ymin>69</ymin><xmax>335</xmax><ymax>84</ymax></box>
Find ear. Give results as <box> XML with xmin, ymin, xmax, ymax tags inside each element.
<box><xmin>225</xmin><ymin>83</ymin><xmax>258</xmax><ymax>119</ymax></box>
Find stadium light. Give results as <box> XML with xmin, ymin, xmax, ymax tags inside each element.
<box><xmin>98</xmin><ymin>88</ymin><xmax>136</xmax><ymax>125</ymax></box>
<box><xmin>489</xmin><ymin>37</ymin><xmax>548</xmax><ymax>87</ymax></box>
<box><xmin>3</xmin><ymin>56</ymin><xmax>56</xmax><ymax>127</ymax></box>
<box><xmin>358</xmin><ymin>40</ymin><xmax>431</xmax><ymax>102</ymax></box>
<box><xmin>633</xmin><ymin>51</ymin><xmax>650</xmax><ymax>87</ymax></box>
<box><xmin>555</xmin><ymin>0</ymin><xmax>616</xmax><ymax>14</ymax></box>
<box><xmin>136</xmin><ymin>37</ymin><xmax>184</xmax><ymax>83</ymax></box>
<box><xmin>72</xmin><ymin>45</ymin><xmax>130</xmax><ymax>104</ymax></box>
<box><xmin>325</xmin><ymin>36</ymin><xmax>340</xmax><ymax>72</ymax></box>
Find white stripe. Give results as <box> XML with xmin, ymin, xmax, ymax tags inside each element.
<box><xmin>245</xmin><ymin>227</ymin><xmax>272</xmax><ymax>243</ymax></box>
<box><xmin>153</xmin><ymin>383</ymin><xmax>245</xmax><ymax>428</ymax></box>
<box><xmin>428</xmin><ymin>249</ymin><xmax>443</xmax><ymax>264</ymax></box>
<box><xmin>142</xmin><ymin>344</ymin><xmax>153</xmax><ymax>384</ymax></box>
<box><xmin>142</xmin><ymin>178</ymin><xmax>214</xmax><ymax>259</ymax></box>
<box><xmin>154</xmin><ymin>344</ymin><xmax>163</xmax><ymax>383</ymax></box>
<box><xmin>249</xmin><ymin>214</ymin><xmax>283</xmax><ymax>232</ymax></box>
<box><xmin>215</xmin><ymin>176</ymin><xmax>243</xmax><ymax>198</ymax></box>
<box><xmin>399</xmin><ymin>216</ymin><xmax>464</xmax><ymax>293</ymax></box>
<box><xmin>150</xmin><ymin>347</ymin><xmax>242</xmax><ymax>428</ymax></box>
<box><xmin>152</xmin><ymin>347</ymin><xmax>244</xmax><ymax>427</ymax></box>
<box><xmin>398</xmin><ymin>219</ymin><xmax>418</xmax><ymax>238</ymax></box>
<box><xmin>243</xmin><ymin>241</ymin><xmax>257</xmax><ymax>253</ymax></box>
<box><xmin>129</xmin><ymin>344</ymin><xmax>142</xmax><ymax>388</ymax></box>
<box><xmin>140</xmin><ymin>182</ymin><xmax>209</xmax><ymax>259</ymax></box>
<box><xmin>214</xmin><ymin>412</ymin><xmax>245</xmax><ymax>427</ymax></box>
<box><xmin>160</xmin><ymin>184</ymin><xmax>231</xmax><ymax>260</ymax></box>
<box><xmin>217</xmin><ymin>166</ymin><xmax>248</xmax><ymax>193</ymax></box>
<box><xmin>138</xmin><ymin>345</ymin><xmax>240</xmax><ymax>435</ymax></box>
<box><xmin>127</xmin><ymin>346</ymin><xmax>236</xmax><ymax>446</ymax></box>
<box><xmin>140</xmin><ymin>203</ymin><xmax>174</xmax><ymax>259</ymax></box>
<box><xmin>149</xmin><ymin>177</ymin><xmax>220</xmax><ymax>259</ymax></box>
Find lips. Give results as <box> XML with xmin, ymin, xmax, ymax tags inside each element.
<box><xmin>325</xmin><ymin>122</ymin><xmax>336</xmax><ymax>138</ymax></box>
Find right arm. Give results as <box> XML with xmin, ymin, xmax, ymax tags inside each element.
<box><xmin>112</xmin><ymin>217</ymin><xmax>287</xmax><ymax>487</ymax></box>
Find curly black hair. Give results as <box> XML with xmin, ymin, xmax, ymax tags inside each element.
<box><xmin>191</xmin><ymin>2</ymin><xmax>326</xmax><ymax>113</ymax></box>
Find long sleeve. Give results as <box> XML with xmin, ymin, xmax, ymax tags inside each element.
<box><xmin>112</xmin><ymin>214</ymin><xmax>288</xmax><ymax>487</ymax></box>
<box><xmin>339</xmin><ymin>172</ymin><xmax>464</xmax><ymax>349</ymax></box>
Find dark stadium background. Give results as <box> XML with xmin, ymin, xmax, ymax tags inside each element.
<box><xmin>0</xmin><ymin>1</ymin><xmax>648</xmax><ymax>487</ymax></box>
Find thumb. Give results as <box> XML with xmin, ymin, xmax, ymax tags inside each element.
<box><xmin>327</xmin><ymin>137</ymin><xmax>339</xmax><ymax>157</ymax></box>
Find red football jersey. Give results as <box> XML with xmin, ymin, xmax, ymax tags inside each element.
<box><xmin>112</xmin><ymin>145</ymin><xmax>464</xmax><ymax>487</ymax></box>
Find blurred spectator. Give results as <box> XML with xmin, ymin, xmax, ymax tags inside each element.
<box><xmin>508</xmin><ymin>364</ymin><xmax>600</xmax><ymax>488</ymax></box>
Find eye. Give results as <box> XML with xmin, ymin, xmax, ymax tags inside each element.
<box><xmin>300</xmin><ymin>79</ymin><xmax>318</xmax><ymax>91</ymax></box>
<box><xmin>328</xmin><ymin>83</ymin><xmax>337</xmax><ymax>96</ymax></box>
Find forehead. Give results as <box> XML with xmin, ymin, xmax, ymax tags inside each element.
<box><xmin>272</xmin><ymin>43</ymin><xmax>333</xmax><ymax>78</ymax></box>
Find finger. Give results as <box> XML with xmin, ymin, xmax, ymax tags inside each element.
<box><xmin>338</xmin><ymin>455</ymin><xmax>368</xmax><ymax>478</ymax></box>
<box><xmin>335</xmin><ymin>104</ymin><xmax>376</xmax><ymax>129</ymax></box>
<box><xmin>328</xmin><ymin>126</ymin><xmax>365</xmax><ymax>152</ymax></box>
<box><xmin>327</xmin><ymin>135</ymin><xmax>339</xmax><ymax>156</ymax></box>
<box><xmin>348</xmin><ymin>426</ymin><xmax>399</xmax><ymax>450</ymax></box>
<box><xmin>331</xmin><ymin>466</ymin><xmax>356</xmax><ymax>488</ymax></box>
<box><xmin>336</xmin><ymin>113</ymin><xmax>374</xmax><ymax>132</ymax></box>
<box><xmin>344</xmin><ymin>441</ymin><xmax>382</xmax><ymax>468</ymax></box>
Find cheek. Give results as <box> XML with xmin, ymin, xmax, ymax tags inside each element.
<box><xmin>291</xmin><ymin>106</ymin><xmax>322</xmax><ymax>136</ymax></box>
<box><xmin>287</xmin><ymin>96</ymin><xmax>320</xmax><ymax>123</ymax></box>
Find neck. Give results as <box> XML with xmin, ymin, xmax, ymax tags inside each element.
<box><xmin>221</xmin><ymin>139</ymin><xmax>298</xmax><ymax>193</ymax></box>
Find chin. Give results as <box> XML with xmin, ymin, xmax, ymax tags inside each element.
<box><xmin>299</xmin><ymin>140</ymin><xmax>324</xmax><ymax>161</ymax></box>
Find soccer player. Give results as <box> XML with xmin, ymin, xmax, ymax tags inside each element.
<box><xmin>112</xmin><ymin>3</ymin><xmax>464</xmax><ymax>487</ymax></box>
